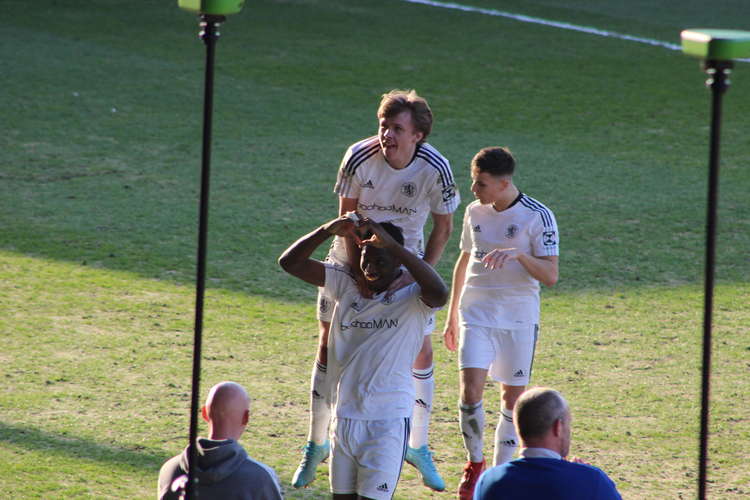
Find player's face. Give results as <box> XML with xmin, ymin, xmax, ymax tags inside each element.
<box><xmin>360</xmin><ymin>244</ymin><xmax>399</xmax><ymax>292</ymax></box>
<box><xmin>470</xmin><ymin>166</ymin><xmax>508</xmax><ymax>205</ymax></box>
<box><xmin>378</xmin><ymin>110</ymin><xmax>424</xmax><ymax>169</ymax></box>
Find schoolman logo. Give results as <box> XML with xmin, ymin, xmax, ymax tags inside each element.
<box><xmin>362</xmin><ymin>179</ymin><xmax>375</xmax><ymax>189</ymax></box>
<box><xmin>505</xmin><ymin>224</ymin><xmax>519</xmax><ymax>239</ymax></box>
<box><xmin>401</xmin><ymin>182</ymin><xmax>416</xmax><ymax>197</ymax></box>
<box><xmin>543</xmin><ymin>230</ymin><xmax>557</xmax><ymax>246</ymax></box>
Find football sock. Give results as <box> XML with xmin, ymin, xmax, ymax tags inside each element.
<box><xmin>308</xmin><ymin>360</ymin><xmax>330</xmax><ymax>445</ymax></box>
<box><xmin>409</xmin><ymin>365</ymin><xmax>434</xmax><ymax>449</ymax></box>
<box><xmin>459</xmin><ymin>400</ymin><xmax>485</xmax><ymax>463</ymax></box>
<box><xmin>493</xmin><ymin>406</ymin><xmax>519</xmax><ymax>465</ymax></box>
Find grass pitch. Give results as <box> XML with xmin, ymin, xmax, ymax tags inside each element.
<box><xmin>2</xmin><ymin>1</ymin><xmax>749</xmax><ymax>498</ymax></box>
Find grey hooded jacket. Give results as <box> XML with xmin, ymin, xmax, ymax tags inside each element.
<box><xmin>158</xmin><ymin>438</ymin><xmax>283</xmax><ymax>500</ymax></box>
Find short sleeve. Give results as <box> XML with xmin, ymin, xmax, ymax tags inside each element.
<box><xmin>323</xmin><ymin>264</ymin><xmax>356</xmax><ymax>303</ymax></box>
<box><xmin>530</xmin><ymin>208</ymin><xmax>559</xmax><ymax>258</ymax></box>
<box><xmin>459</xmin><ymin>205</ymin><xmax>473</xmax><ymax>253</ymax></box>
<box><xmin>333</xmin><ymin>146</ymin><xmax>362</xmax><ymax>200</ymax></box>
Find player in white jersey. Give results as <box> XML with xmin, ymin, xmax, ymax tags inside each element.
<box><xmin>442</xmin><ymin>147</ymin><xmax>559</xmax><ymax>500</ymax></box>
<box><xmin>293</xmin><ymin>90</ymin><xmax>459</xmax><ymax>492</ymax></box>
<box><xmin>279</xmin><ymin>214</ymin><xmax>449</xmax><ymax>500</ymax></box>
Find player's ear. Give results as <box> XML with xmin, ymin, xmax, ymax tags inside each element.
<box><xmin>552</xmin><ymin>417</ymin><xmax>563</xmax><ymax>437</ymax></box>
<box><xmin>201</xmin><ymin>405</ymin><xmax>209</xmax><ymax>423</ymax></box>
<box><xmin>241</xmin><ymin>409</ymin><xmax>249</xmax><ymax>426</ymax></box>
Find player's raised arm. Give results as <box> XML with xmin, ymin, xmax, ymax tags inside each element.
<box><xmin>360</xmin><ymin>219</ymin><xmax>448</xmax><ymax>308</ymax></box>
<box><xmin>278</xmin><ymin>215</ymin><xmax>361</xmax><ymax>287</ymax></box>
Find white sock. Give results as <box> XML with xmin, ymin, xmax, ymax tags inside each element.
<box><xmin>459</xmin><ymin>400</ymin><xmax>485</xmax><ymax>463</ymax></box>
<box><xmin>493</xmin><ymin>406</ymin><xmax>519</xmax><ymax>465</ymax></box>
<box><xmin>308</xmin><ymin>360</ymin><xmax>330</xmax><ymax>445</ymax></box>
<box><xmin>409</xmin><ymin>365</ymin><xmax>434</xmax><ymax>449</ymax></box>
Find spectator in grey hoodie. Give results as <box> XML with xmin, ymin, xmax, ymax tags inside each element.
<box><xmin>158</xmin><ymin>381</ymin><xmax>283</xmax><ymax>500</ymax></box>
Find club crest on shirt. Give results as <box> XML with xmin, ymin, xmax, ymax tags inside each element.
<box><xmin>401</xmin><ymin>182</ymin><xmax>417</xmax><ymax>198</ymax></box>
<box><xmin>350</xmin><ymin>301</ymin><xmax>363</xmax><ymax>312</ymax></box>
<box><xmin>505</xmin><ymin>224</ymin><xmax>519</xmax><ymax>239</ymax></box>
<box><xmin>543</xmin><ymin>230</ymin><xmax>557</xmax><ymax>246</ymax></box>
<box><xmin>473</xmin><ymin>225</ymin><xmax>481</xmax><ymax>232</ymax></box>
<box><xmin>442</xmin><ymin>184</ymin><xmax>457</xmax><ymax>201</ymax></box>
<box><xmin>381</xmin><ymin>294</ymin><xmax>394</xmax><ymax>305</ymax></box>
<box><xmin>474</xmin><ymin>249</ymin><xmax>487</xmax><ymax>260</ymax></box>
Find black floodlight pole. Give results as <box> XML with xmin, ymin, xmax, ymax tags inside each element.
<box><xmin>177</xmin><ymin>1</ymin><xmax>245</xmax><ymax>499</ymax></box>
<box><xmin>680</xmin><ymin>29</ymin><xmax>750</xmax><ymax>500</ymax></box>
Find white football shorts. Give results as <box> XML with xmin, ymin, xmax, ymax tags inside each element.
<box><xmin>459</xmin><ymin>323</ymin><xmax>539</xmax><ymax>385</ymax></box>
<box><xmin>329</xmin><ymin>417</ymin><xmax>409</xmax><ymax>500</ymax></box>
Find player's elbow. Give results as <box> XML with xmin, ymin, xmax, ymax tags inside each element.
<box><xmin>542</xmin><ymin>272</ymin><xmax>558</xmax><ymax>288</ymax></box>
<box><xmin>278</xmin><ymin>252</ymin><xmax>297</xmax><ymax>274</ymax></box>
<box><xmin>428</xmin><ymin>282</ymin><xmax>449</xmax><ymax>308</ymax></box>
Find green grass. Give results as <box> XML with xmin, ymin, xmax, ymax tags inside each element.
<box><xmin>2</xmin><ymin>0</ymin><xmax>749</xmax><ymax>498</ymax></box>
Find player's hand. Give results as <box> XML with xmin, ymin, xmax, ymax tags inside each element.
<box><xmin>481</xmin><ymin>247</ymin><xmax>518</xmax><ymax>270</ymax></box>
<box><xmin>359</xmin><ymin>218</ymin><xmax>397</xmax><ymax>249</ymax></box>
<box><xmin>321</xmin><ymin>212</ymin><xmax>363</xmax><ymax>243</ymax></box>
<box><xmin>385</xmin><ymin>268</ymin><xmax>414</xmax><ymax>298</ymax></box>
<box><xmin>443</xmin><ymin>320</ymin><xmax>459</xmax><ymax>352</ymax></box>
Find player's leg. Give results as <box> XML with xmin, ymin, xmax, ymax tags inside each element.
<box><xmin>330</xmin><ymin>418</ymin><xmax>359</xmax><ymax>499</ymax></box>
<box><xmin>492</xmin><ymin>384</ymin><xmax>525</xmax><ymax>465</ymax></box>
<box><xmin>457</xmin><ymin>324</ymin><xmax>495</xmax><ymax>500</ymax></box>
<box><xmin>355</xmin><ymin>418</ymin><xmax>410</xmax><ymax>500</ymax></box>
<box><xmin>292</xmin><ymin>293</ymin><xmax>334</xmax><ymax>488</ymax></box>
<box><xmin>490</xmin><ymin>324</ymin><xmax>538</xmax><ymax>466</ymax></box>
<box><xmin>405</xmin><ymin>320</ymin><xmax>445</xmax><ymax>492</ymax></box>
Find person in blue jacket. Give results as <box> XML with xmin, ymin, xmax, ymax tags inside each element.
<box><xmin>474</xmin><ymin>387</ymin><xmax>621</xmax><ymax>500</ymax></box>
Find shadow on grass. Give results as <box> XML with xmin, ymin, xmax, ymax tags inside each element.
<box><xmin>0</xmin><ymin>420</ymin><xmax>169</xmax><ymax>472</ymax></box>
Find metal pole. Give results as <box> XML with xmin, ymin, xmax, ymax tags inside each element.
<box><xmin>186</xmin><ymin>14</ymin><xmax>225</xmax><ymax>500</ymax></box>
<box><xmin>697</xmin><ymin>59</ymin><xmax>731</xmax><ymax>500</ymax></box>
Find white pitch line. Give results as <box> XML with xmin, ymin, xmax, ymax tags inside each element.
<box><xmin>402</xmin><ymin>0</ymin><xmax>750</xmax><ymax>62</ymax></box>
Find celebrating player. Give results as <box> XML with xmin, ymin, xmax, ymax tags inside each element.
<box><xmin>442</xmin><ymin>147</ymin><xmax>559</xmax><ymax>500</ymax></box>
<box><xmin>279</xmin><ymin>214</ymin><xmax>449</xmax><ymax>499</ymax></box>
<box><xmin>292</xmin><ymin>89</ymin><xmax>460</xmax><ymax>491</ymax></box>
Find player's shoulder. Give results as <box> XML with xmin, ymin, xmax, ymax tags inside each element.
<box><xmin>342</xmin><ymin>136</ymin><xmax>381</xmax><ymax>174</ymax></box>
<box><xmin>415</xmin><ymin>142</ymin><xmax>453</xmax><ymax>175</ymax></box>
<box><xmin>518</xmin><ymin>193</ymin><xmax>556</xmax><ymax>226</ymax></box>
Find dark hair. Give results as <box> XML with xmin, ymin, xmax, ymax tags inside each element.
<box><xmin>377</xmin><ymin>89</ymin><xmax>433</xmax><ymax>143</ymax></box>
<box><xmin>471</xmin><ymin>147</ymin><xmax>516</xmax><ymax>177</ymax></box>
<box><xmin>363</xmin><ymin>221</ymin><xmax>405</xmax><ymax>247</ymax></box>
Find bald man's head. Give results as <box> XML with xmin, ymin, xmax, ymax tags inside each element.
<box><xmin>202</xmin><ymin>381</ymin><xmax>251</xmax><ymax>440</ymax></box>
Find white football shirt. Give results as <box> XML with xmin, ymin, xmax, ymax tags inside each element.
<box><xmin>459</xmin><ymin>195</ymin><xmax>559</xmax><ymax>328</ymax></box>
<box><xmin>323</xmin><ymin>264</ymin><xmax>435</xmax><ymax>420</ymax></box>
<box><xmin>329</xmin><ymin>136</ymin><xmax>460</xmax><ymax>264</ymax></box>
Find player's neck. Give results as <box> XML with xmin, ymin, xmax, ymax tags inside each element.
<box><xmin>491</xmin><ymin>185</ymin><xmax>520</xmax><ymax>212</ymax></box>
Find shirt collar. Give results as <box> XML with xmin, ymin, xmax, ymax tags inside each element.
<box><xmin>520</xmin><ymin>447</ymin><xmax>562</xmax><ymax>460</ymax></box>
